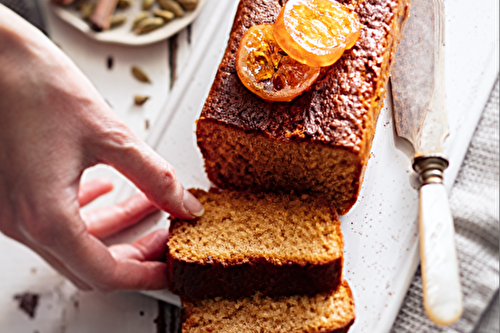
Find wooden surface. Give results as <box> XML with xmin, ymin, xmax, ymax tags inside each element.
<box><xmin>0</xmin><ymin>0</ymin><xmax>217</xmax><ymax>331</ymax></box>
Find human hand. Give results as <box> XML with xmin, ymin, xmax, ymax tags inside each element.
<box><xmin>0</xmin><ymin>5</ymin><xmax>204</xmax><ymax>291</ymax></box>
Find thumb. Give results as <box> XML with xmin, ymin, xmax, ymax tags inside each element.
<box><xmin>88</xmin><ymin>121</ymin><xmax>204</xmax><ymax>219</ymax></box>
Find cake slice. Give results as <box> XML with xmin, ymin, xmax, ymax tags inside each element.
<box><xmin>196</xmin><ymin>0</ymin><xmax>410</xmax><ymax>215</ymax></box>
<box><xmin>166</xmin><ymin>189</ymin><xmax>344</xmax><ymax>301</ymax></box>
<box><xmin>181</xmin><ymin>280</ymin><xmax>355</xmax><ymax>333</ymax></box>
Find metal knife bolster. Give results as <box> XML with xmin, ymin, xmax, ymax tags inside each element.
<box><xmin>413</xmin><ymin>154</ymin><xmax>449</xmax><ymax>186</ymax></box>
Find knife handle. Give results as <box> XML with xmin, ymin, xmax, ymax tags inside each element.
<box><xmin>415</xmin><ymin>157</ymin><xmax>463</xmax><ymax>326</ymax></box>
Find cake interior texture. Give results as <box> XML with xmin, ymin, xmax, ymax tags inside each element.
<box><xmin>167</xmin><ymin>189</ymin><xmax>344</xmax><ymax>300</ymax></box>
<box><xmin>196</xmin><ymin>0</ymin><xmax>410</xmax><ymax>215</ymax></box>
<box><xmin>197</xmin><ymin>122</ymin><xmax>363</xmax><ymax>216</ymax></box>
<box><xmin>181</xmin><ymin>281</ymin><xmax>355</xmax><ymax>333</ymax></box>
<box><xmin>168</xmin><ymin>189</ymin><xmax>343</xmax><ymax>265</ymax></box>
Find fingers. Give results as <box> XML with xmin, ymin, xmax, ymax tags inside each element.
<box><xmin>21</xmin><ymin>206</ymin><xmax>168</xmax><ymax>291</ymax></box>
<box><xmin>109</xmin><ymin>229</ymin><xmax>169</xmax><ymax>262</ymax></box>
<box><xmin>46</xmin><ymin>228</ymin><xmax>168</xmax><ymax>291</ymax></box>
<box><xmin>88</xmin><ymin>123</ymin><xmax>204</xmax><ymax>219</ymax></box>
<box><xmin>107</xmin><ymin>230</ymin><xmax>170</xmax><ymax>289</ymax></box>
<box><xmin>53</xmin><ymin>183</ymin><xmax>165</xmax><ymax>290</ymax></box>
<box><xmin>78</xmin><ymin>178</ymin><xmax>114</xmax><ymax>207</ymax></box>
<box><xmin>26</xmin><ymin>200</ymin><xmax>169</xmax><ymax>291</ymax></box>
<box><xmin>82</xmin><ymin>192</ymin><xmax>158</xmax><ymax>239</ymax></box>
<box><xmin>107</xmin><ymin>259</ymin><xmax>168</xmax><ymax>290</ymax></box>
<box><xmin>131</xmin><ymin>229</ymin><xmax>169</xmax><ymax>261</ymax></box>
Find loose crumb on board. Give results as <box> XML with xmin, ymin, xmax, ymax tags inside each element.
<box><xmin>107</xmin><ymin>56</ymin><xmax>114</xmax><ymax>70</ymax></box>
<box><xmin>13</xmin><ymin>292</ymin><xmax>40</xmax><ymax>319</ymax></box>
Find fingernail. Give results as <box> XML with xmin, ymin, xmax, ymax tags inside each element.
<box><xmin>183</xmin><ymin>189</ymin><xmax>204</xmax><ymax>217</ymax></box>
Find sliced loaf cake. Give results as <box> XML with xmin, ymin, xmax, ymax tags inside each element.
<box><xmin>167</xmin><ymin>189</ymin><xmax>344</xmax><ymax>301</ymax></box>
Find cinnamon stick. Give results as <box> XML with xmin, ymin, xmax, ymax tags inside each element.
<box><xmin>89</xmin><ymin>0</ymin><xmax>119</xmax><ymax>31</ymax></box>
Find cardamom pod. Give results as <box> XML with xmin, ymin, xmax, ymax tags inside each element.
<box><xmin>110</xmin><ymin>14</ymin><xmax>127</xmax><ymax>28</ymax></box>
<box><xmin>134</xmin><ymin>17</ymin><xmax>165</xmax><ymax>34</ymax></box>
<box><xmin>158</xmin><ymin>0</ymin><xmax>184</xmax><ymax>17</ymax></box>
<box><xmin>117</xmin><ymin>0</ymin><xmax>132</xmax><ymax>9</ymax></box>
<box><xmin>131</xmin><ymin>66</ymin><xmax>152</xmax><ymax>83</ymax></box>
<box><xmin>134</xmin><ymin>95</ymin><xmax>150</xmax><ymax>105</ymax></box>
<box><xmin>80</xmin><ymin>2</ymin><xmax>96</xmax><ymax>20</ymax></box>
<box><xmin>176</xmin><ymin>0</ymin><xmax>198</xmax><ymax>11</ymax></box>
<box><xmin>143</xmin><ymin>0</ymin><xmax>155</xmax><ymax>10</ymax></box>
<box><xmin>132</xmin><ymin>11</ymin><xmax>150</xmax><ymax>29</ymax></box>
<box><xmin>153</xmin><ymin>9</ymin><xmax>175</xmax><ymax>23</ymax></box>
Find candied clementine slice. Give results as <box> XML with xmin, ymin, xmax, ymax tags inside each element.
<box><xmin>236</xmin><ymin>24</ymin><xmax>321</xmax><ymax>102</ymax></box>
<box><xmin>274</xmin><ymin>0</ymin><xmax>360</xmax><ymax>67</ymax></box>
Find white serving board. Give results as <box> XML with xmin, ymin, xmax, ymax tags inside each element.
<box><xmin>113</xmin><ymin>0</ymin><xmax>499</xmax><ymax>331</ymax></box>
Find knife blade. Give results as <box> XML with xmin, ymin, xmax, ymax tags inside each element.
<box><xmin>391</xmin><ymin>0</ymin><xmax>463</xmax><ymax>326</ymax></box>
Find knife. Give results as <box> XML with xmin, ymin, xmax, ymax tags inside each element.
<box><xmin>391</xmin><ymin>0</ymin><xmax>463</xmax><ymax>326</ymax></box>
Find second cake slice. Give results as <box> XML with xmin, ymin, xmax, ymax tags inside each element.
<box><xmin>167</xmin><ymin>189</ymin><xmax>344</xmax><ymax>301</ymax></box>
<box><xmin>181</xmin><ymin>281</ymin><xmax>355</xmax><ymax>333</ymax></box>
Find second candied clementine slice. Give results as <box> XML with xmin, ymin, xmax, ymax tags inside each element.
<box><xmin>236</xmin><ymin>24</ymin><xmax>321</xmax><ymax>102</ymax></box>
<box><xmin>274</xmin><ymin>0</ymin><xmax>360</xmax><ymax>67</ymax></box>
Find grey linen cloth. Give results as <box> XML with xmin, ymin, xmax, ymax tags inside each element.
<box><xmin>391</xmin><ymin>79</ymin><xmax>499</xmax><ymax>333</ymax></box>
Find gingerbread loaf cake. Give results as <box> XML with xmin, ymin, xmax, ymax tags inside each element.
<box><xmin>181</xmin><ymin>280</ymin><xmax>355</xmax><ymax>333</ymax></box>
<box><xmin>196</xmin><ymin>0</ymin><xmax>410</xmax><ymax>215</ymax></box>
<box><xmin>166</xmin><ymin>189</ymin><xmax>344</xmax><ymax>301</ymax></box>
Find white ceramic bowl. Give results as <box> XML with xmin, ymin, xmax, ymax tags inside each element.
<box><xmin>51</xmin><ymin>0</ymin><xmax>208</xmax><ymax>45</ymax></box>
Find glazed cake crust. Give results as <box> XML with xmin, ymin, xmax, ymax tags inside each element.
<box><xmin>199</xmin><ymin>0</ymin><xmax>409</xmax><ymax>152</ymax></box>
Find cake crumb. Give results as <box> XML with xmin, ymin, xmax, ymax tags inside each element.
<box><xmin>13</xmin><ymin>292</ymin><xmax>39</xmax><ymax>319</ymax></box>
